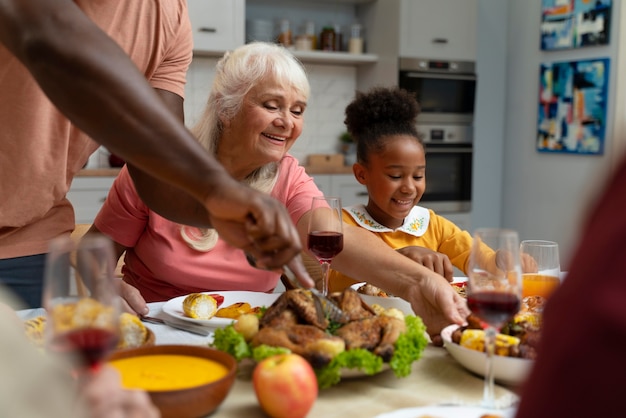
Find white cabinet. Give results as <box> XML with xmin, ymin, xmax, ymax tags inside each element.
<box><xmin>67</xmin><ymin>177</ymin><xmax>116</xmax><ymax>224</ymax></box>
<box><xmin>188</xmin><ymin>0</ymin><xmax>244</xmax><ymax>54</ymax></box>
<box><xmin>399</xmin><ymin>0</ymin><xmax>477</xmax><ymax>61</ymax></box>
<box><xmin>329</xmin><ymin>174</ymin><xmax>368</xmax><ymax>207</ymax></box>
<box><xmin>311</xmin><ymin>174</ymin><xmax>368</xmax><ymax>207</ymax></box>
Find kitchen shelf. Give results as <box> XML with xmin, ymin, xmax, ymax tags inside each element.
<box><xmin>194</xmin><ymin>48</ymin><xmax>377</xmax><ymax>66</ymax></box>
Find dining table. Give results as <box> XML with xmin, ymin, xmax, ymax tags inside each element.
<box><xmin>19</xmin><ymin>301</ymin><xmax>521</xmax><ymax>418</ymax></box>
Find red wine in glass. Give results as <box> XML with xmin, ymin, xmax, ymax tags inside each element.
<box><xmin>307</xmin><ymin>231</ymin><xmax>343</xmax><ymax>261</ymax></box>
<box><xmin>467</xmin><ymin>291</ymin><xmax>521</xmax><ymax>329</ymax></box>
<box><xmin>50</xmin><ymin>327</ymin><xmax>120</xmax><ymax>372</ymax></box>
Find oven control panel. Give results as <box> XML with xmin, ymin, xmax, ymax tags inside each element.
<box><xmin>417</xmin><ymin>124</ymin><xmax>473</xmax><ymax>145</ymax></box>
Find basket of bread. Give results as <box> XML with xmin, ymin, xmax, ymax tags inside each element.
<box><xmin>23</xmin><ymin>307</ymin><xmax>155</xmax><ymax>350</ymax></box>
<box><xmin>211</xmin><ymin>287</ymin><xmax>428</xmax><ymax>388</ymax></box>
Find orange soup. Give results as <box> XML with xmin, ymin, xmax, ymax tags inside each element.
<box><xmin>522</xmin><ymin>274</ymin><xmax>560</xmax><ymax>299</ymax></box>
<box><xmin>109</xmin><ymin>354</ymin><xmax>228</xmax><ymax>391</ymax></box>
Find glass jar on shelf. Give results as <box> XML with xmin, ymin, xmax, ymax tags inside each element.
<box><xmin>319</xmin><ymin>26</ymin><xmax>336</xmax><ymax>51</ymax></box>
<box><xmin>277</xmin><ymin>19</ymin><xmax>293</xmax><ymax>47</ymax></box>
<box><xmin>348</xmin><ymin>23</ymin><xmax>363</xmax><ymax>54</ymax></box>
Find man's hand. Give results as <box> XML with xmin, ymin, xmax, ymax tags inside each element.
<box><xmin>396</xmin><ymin>246</ymin><xmax>455</xmax><ymax>282</ymax></box>
<box><xmin>205</xmin><ymin>182</ymin><xmax>312</xmax><ymax>285</ymax></box>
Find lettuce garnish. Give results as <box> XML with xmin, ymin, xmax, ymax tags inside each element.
<box><xmin>211</xmin><ymin>314</ymin><xmax>428</xmax><ymax>389</ymax></box>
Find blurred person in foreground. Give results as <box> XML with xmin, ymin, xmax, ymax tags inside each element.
<box><xmin>0</xmin><ymin>0</ymin><xmax>310</xmax><ymax>309</ymax></box>
<box><xmin>90</xmin><ymin>42</ymin><xmax>469</xmax><ymax>343</ymax></box>
<box><xmin>515</xmin><ymin>153</ymin><xmax>626</xmax><ymax>417</ymax></box>
<box><xmin>0</xmin><ymin>288</ymin><xmax>159</xmax><ymax>418</ymax></box>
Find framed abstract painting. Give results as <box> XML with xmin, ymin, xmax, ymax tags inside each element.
<box><xmin>537</xmin><ymin>58</ymin><xmax>609</xmax><ymax>155</ymax></box>
<box><xmin>541</xmin><ymin>0</ymin><xmax>611</xmax><ymax>50</ymax></box>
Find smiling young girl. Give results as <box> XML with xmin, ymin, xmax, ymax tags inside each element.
<box><xmin>328</xmin><ymin>87</ymin><xmax>474</xmax><ymax>293</ymax></box>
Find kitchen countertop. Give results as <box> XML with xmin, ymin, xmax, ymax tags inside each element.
<box><xmin>77</xmin><ymin>166</ymin><xmax>354</xmax><ymax>177</ymax></box>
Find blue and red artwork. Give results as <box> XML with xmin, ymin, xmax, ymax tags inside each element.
<box><xmin>541</xmin><ymin>0</ymin><xmax>611</xmax><ymax>50</ymax></box>
<box><xmin>537</xmin><ymin>58</ymin><xmax>609</xmax><ymax>155</ymax></box>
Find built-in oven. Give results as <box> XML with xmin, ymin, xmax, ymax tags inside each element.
<box><xmin>398</xmin><ymin>57</ymin><xmax>476</xmax><ymax>125</ymax></box>
<box><xmin>418</xmin><ymin>124</ymin><xmax>472</xmax><ymax>213</ymax></box>
<box><xmin>398</xmin><ymin>57</ymin><xmax>476</xmax><ymax>214</ymax></box>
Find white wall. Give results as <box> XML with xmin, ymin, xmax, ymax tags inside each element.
<box><xmin>499</xmin><ymin>0</ymin><xmax>621</xmax><ymax>268</ymax></box>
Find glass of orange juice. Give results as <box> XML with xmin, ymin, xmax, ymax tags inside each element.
<box><xmin>520</xmin><ymin>240</ymin><xmax>561</xmax><ymax>299</ymax></box>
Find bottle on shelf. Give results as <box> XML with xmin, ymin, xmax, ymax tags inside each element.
<box><xmin>319</xmin><ymin>26</ymin><xmax>336</xmax><ymax>51</ymax></box>
<box><xmin>277</xmin><ymin>19</ymin><xmax>293</xmax><ymax>47</ymax></box>
<box><xmin>333</xmin><ymin>23</ymin><xmax>343</xmax><ymax>52</ymax></box>
<box><xmin>305</xmin><ymin>21</ymin><xmax>316</xmax><ymax>50</ymax></box>
<box><xmin>348</xmin><ymin>23</ymin><xmax>363</xmax><ymax>54</ymax></box>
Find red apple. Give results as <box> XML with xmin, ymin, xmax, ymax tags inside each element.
<box><xmin>252</xmin><ymin>353</ymin><xmax>318</xmax><ymax>418</ymax></box>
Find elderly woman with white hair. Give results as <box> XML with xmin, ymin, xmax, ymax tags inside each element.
<box><xmin>90</xmin><ymin>42</ymin><xmax>468</xmax><ymax>341</ymax></box>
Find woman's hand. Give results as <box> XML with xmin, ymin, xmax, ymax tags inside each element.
<box><xmin>119</xmin><ymin>280</ymin><xmax>149</xmax><ymax>316</ymax></box>
<box><xmin>404</xmin><ymin>274</ymin><xmax>470</xmax><ymax>346</ymax></box>
<box><xmin>396</xmin><ymin>246</ymin><xmax>455</xmax><ymax>282</ymax></box>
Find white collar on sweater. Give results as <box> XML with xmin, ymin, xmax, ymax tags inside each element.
<box><xmin>343</xmin><ymin>204</ymin><xmax>430</xmax><ymax>237</ymax></box>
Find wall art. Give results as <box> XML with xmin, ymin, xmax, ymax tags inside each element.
<box><xmin>541</xmin><ymin>0</ymin><xmax>611</xmax><ymax>50</ymax></box>
<box><xmin>537</xmin><ymin>58</ymin><xmax>609</xmax><ymax>155</ymax></box>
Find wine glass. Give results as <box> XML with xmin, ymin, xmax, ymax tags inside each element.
<box><xmin>520</xmin><ymin>240</ymin><xmax>561</xmax><ymax>300</ymax></box>
<box><xmin>466</xmin><ymin>228</ymin><xmax>522</xmax><ymax>409</ymax></box>
<box><xmin>307</xmin><ymin>196</ymin><xmax>344</xmax><ymax>296</ymax></box>
<box><xmin>43</xmin><ymin>234</ymin><xmax>121</xmax><ymax>376</ymax></box>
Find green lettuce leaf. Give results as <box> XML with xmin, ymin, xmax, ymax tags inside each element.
<box><xmin>212</xmin><ymin>326</ymin><xmax>251</xmax><ymax>361</ymax></box>
<box><xmin>389</xmin><ymin>315</ymin><xmax>428</xmax><ymax>377</ymax></box>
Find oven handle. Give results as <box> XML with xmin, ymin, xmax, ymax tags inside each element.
<box><xmin>425</xmin><ymin>147</ymin><xmax>473</xmax><ymax>153</ymax></box>
<box><xmin>404</xmin><ymin>72</ymin><xmax>476</xmax><ymax>81</ymax></box>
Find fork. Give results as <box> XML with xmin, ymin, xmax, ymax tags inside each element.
<box><xmin>244</xmin><ymin>253</ymin><xmax>350</xmax><ymax>323</ymax></box>
<box><xmin>282</xmin><ymin>264</ymin><xmax>351</xmax><ymax>324</ymax></box>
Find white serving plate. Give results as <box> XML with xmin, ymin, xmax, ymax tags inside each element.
<box><xmin>350</xmin><ymin>283</ymin><xmax>414</xmax><ymax>316</ymax></box>
<box><xmin>351</xmin><ymin>278</ymin><xmax>468</xmax><ymax>316</ymax></box>
<box><xmin>374</xmin><ymin>405</ymin><xmax>516</xmax><ymax>418</ymax></box>
<box><xmin>440</xmin><ymin>324</ymin><xmax>532</xmax><ymax>387</ymax></box>
<box><xmin>162</xmin><ymin>291</ymin><xmax>280</xmax><ymax>328</ymax></box>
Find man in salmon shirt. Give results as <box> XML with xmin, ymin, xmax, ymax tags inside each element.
<box><xmin>0</xmin><ymin>0</ymin><xmax>312</xmax><ymax>309</ymax></box>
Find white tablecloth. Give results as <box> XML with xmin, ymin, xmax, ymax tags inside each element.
<box><xmin>19</xmin><ymin>301</ymin><xmax>520</xmax><ymax>418</ymax></box>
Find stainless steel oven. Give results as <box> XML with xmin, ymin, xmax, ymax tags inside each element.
<box><xmin>399</xmin><ymin>57</ymin><xmax>476</xmax><ymax>125</ymax></box>
<box><xmin>418</xmin><ymin>124</ymin><xmax>472</xmax><ymax>213</ymax></box>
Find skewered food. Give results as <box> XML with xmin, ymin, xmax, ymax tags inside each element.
<box><xmin>451</xmin><ymin>296</ymin><xmax>545</xmax><ymax>359</ymax></box>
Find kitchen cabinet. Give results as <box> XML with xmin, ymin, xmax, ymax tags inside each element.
<box><xmin>399</xmin><ymin>0</ymin><xmax>477</xmax><ymax>61</ymax></box>
<box><xmin>67</xmin><ymin>176</ymin><xmax>116</xmax><ymax>224</ymax></box>
<box><xmin>188</xmin><ymin>0</ymin><xmax>245</xmax><ymax>55</ymax></box>
<box><xmin>311</xmin><ymin>174</ymin><xmax>367</xmax><ymax>207</ymax></box>
<box><xmin>245</xmin><ymin>0</ymin><xmax>378</xmax><ymax>66</ymax></box>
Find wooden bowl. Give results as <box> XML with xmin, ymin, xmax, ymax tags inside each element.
<box><xmin>108</xmin><ymin>345</ymin><xmax>236</xmax><ymax>418</ymax></box>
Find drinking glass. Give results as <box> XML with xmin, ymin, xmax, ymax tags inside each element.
<box><xmin>43</xmin><ymin>234</ymin><xmax>121</xmax><ymax>376</ymax></box>
<box><xmin>466</xmin><ymin>228</ymin><xmax>522</xmax><ymax>409</ymax></box>
<box><xmin>307</xmin><ymin>196</ymin><xmax>344</xmax><ymax>296</ymax></box>
<box><xmin>520</xmin><ymin>240</ymin><xmax>560</xmax><ymax>300</ymax></box>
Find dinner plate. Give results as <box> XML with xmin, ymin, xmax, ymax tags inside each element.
<box><xmin>350</xmin><ymin>282</ymin><xmax>414</xmax><ymax>316</ymax></box>
<box><xmin>374</xmin><ymin>405</ymin><xmax>516</xmax><ymax>418</ymax></box>
<box><xmin>350</xmin><ymin>278</ymin><xmax>468</xmax><ymax>316</ymax></box>
<box><xmin>440</xmin><ymin>324</ymin><xmax>532</xmax><ymax>386</ymax></box>
<box><xmin>162</xmin><ymin>291</ymin><xmax>280</xmax><ymax>328</ymax></box>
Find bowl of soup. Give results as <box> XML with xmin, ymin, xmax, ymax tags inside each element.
<box><xmin>108</xmin><ymin>345</ymin><xmax>237</xmax><ymax>418</ymax></box>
